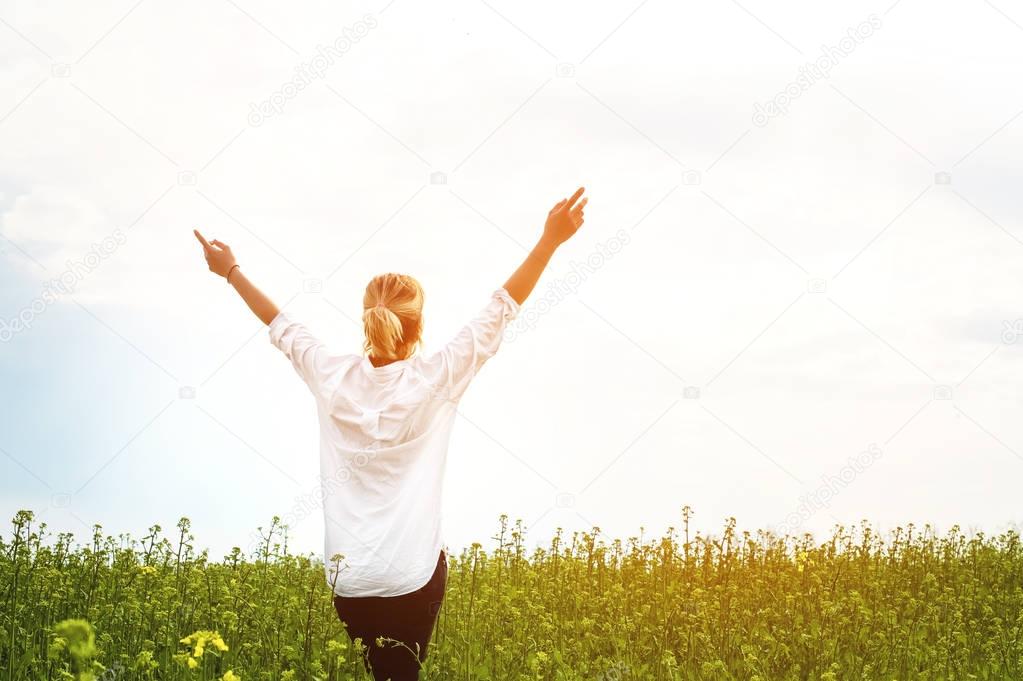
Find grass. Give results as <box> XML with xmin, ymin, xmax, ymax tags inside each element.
<box><xmin>2</xmin><ymin>507</ymin><xmax>1021</xmax><ymax>680</ymax></box>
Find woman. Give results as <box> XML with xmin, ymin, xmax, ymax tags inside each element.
<box><xmin>193</xmin><ymin>187</ymin><xmax>588</xmax><ymax>680</ymax></box>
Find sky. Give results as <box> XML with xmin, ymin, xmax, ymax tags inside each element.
<box><xmin>2</xmin><ymin>0</ymin><xmax>1022</xmax><ymax>557</ymax></box>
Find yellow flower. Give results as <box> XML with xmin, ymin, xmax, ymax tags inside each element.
<box><xmin>187</xmin><ymin>657</ymin><xmax>198</xmax><ymax>669</ymax></box>
<box><xmin>179</xmin><ymin>631</ymin><xmax>229</xmax><ymax>661</ymax></box>
<box><xmin>223</xmin><ymin>671</ymin><xmax>241</xmax><ymax>681</ymax></box>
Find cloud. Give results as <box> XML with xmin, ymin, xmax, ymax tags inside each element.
<box><xmin>0</xmin><ymin>185</ymin><xmax>114</xmax><ymax>261</ymax></box>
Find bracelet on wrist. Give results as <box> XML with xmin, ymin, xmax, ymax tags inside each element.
<box><xmin>226</xmin><ymin>264</ymin><xmax>240</xmax><ymax>283</ymax></box>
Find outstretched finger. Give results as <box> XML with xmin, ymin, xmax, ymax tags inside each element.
<box><xmin>564</xmin><ymin>186</ymin><xmax>585</xmax><ymax>211</ymax></box>
<box><xmin>570</xmin><ymin>197</ymin><xmax>588</xmax><ymax>215</ymax></box>
<box><xmin>193</xmin><ymin>229</ymin><xmax>213</xmax><ymax>253</ymax></box>
<box><xmin>211</xmin><ymin>239</ymin><xmax>230</xmax><ymax>251</ymax></box>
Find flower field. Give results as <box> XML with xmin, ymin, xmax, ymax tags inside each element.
<box><xmin>2</xmin><ymin>508</ymin><xmax>1021</xmax><ymax>680</ymax></box>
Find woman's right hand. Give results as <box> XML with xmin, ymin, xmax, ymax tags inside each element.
<box><xmin>503</xmin><ymin>187</ymin><xmax>589</xmax><ymax>305</ymax></box>
<box><xmin>542</xmin><ymin>187</ymin><xmax>587</xmax><ymax>246</ymax></box>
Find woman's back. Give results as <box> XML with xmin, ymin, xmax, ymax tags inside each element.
<box><xmin>268</xmin><ymin>289</ymin><xmax>521</xmax><ymax>596</ymax></box>
<box><xmin>194</xmin><ymin>186</ymin><xmax>587</xmax><ymax>678</ymax></box>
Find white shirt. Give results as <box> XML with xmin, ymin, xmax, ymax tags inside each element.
<box><xmin>268</xmin><ymin>288</ymin><xmax>520</xmax><ymax>597</ymax></box>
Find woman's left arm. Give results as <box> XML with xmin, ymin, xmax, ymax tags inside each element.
<box><xmin>194</xmin><ymin>229</ymin><xmax>280</xmax><ymax>325</ymax></box>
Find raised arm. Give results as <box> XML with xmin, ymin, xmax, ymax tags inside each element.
<box><xmin>503</xmin><ymin>187</ymin><xmax>588</xmax><ymax>305</ymax></box>
<box><xmin>194</xmin><ymin>229</ymin><xmax>280</xmax><ymax>325</ymax></box>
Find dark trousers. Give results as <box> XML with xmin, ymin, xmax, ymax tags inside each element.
<box><xmin>333</xmin><ymin>551</ymin><xmax>447</xmax><ymax>681</ymax></box>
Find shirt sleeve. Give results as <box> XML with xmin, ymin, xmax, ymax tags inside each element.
<box><xmin>426</xmin><ymin>288</ymin><xmax>520</xmax><ymax>401</ymax></box>
<box><xmin>268</xmin><ymin>311</ymin><xmax>330</xmax><ymax>397</ymax></box>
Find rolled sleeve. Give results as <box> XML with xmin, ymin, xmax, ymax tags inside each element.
<box><xmin>432</xmin><ymin>288</ymin><xmax>519</xmax><ymax>399</ymax></box>
<box><xmin>269</xmin><ymin>311</ymin><xmax>328</xmax><ymax>395</ymax></box>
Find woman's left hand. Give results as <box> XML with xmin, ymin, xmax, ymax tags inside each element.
<box><xmin>194</xmin><ymin>229</ymin><xmax>237</xmax><ymax>278</ymax></box>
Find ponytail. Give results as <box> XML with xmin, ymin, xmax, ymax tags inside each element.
<box><xmin>362</xmin><ymin>273</ymin><xmax>424</xmax><ymax>360</ymax></box>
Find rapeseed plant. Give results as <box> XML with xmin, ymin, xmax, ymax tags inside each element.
<box><xmin>2</xmin><ymin>509</ymin><xmax>1021</xmax><ymax>680</ymax></box>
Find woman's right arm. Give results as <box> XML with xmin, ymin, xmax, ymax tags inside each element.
<box><xmin>417</xmin><ymin>187</ymin><xmax>589</xmax><ymax>400</ymax></box>
<box><xmin>502</xmin><ymin>187</ymin><xmax>588</xmax><ymax>305</ymax></box>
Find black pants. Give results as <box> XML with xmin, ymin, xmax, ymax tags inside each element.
<box><xmin>333</xmin><ymin>551</ymin><xmax>447</xmax><ymax>681</ymax></box>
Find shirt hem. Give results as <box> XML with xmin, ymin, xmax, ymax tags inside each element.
<box><xmin>327</xmin><ymin>539</ymin><xmax>445</xmax><ymax>598</ymax></box>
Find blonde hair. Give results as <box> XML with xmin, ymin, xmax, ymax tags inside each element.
<box><xmin>362</xmin><ymin>273</ymin><xmax>424</xmax><ymax>362</ymax></box>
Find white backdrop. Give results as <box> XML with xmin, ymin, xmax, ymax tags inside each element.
<box><xmin>1</xmin><ymin>0</ymin><xmax>1022</xmax><ymax>555</ymax></box>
